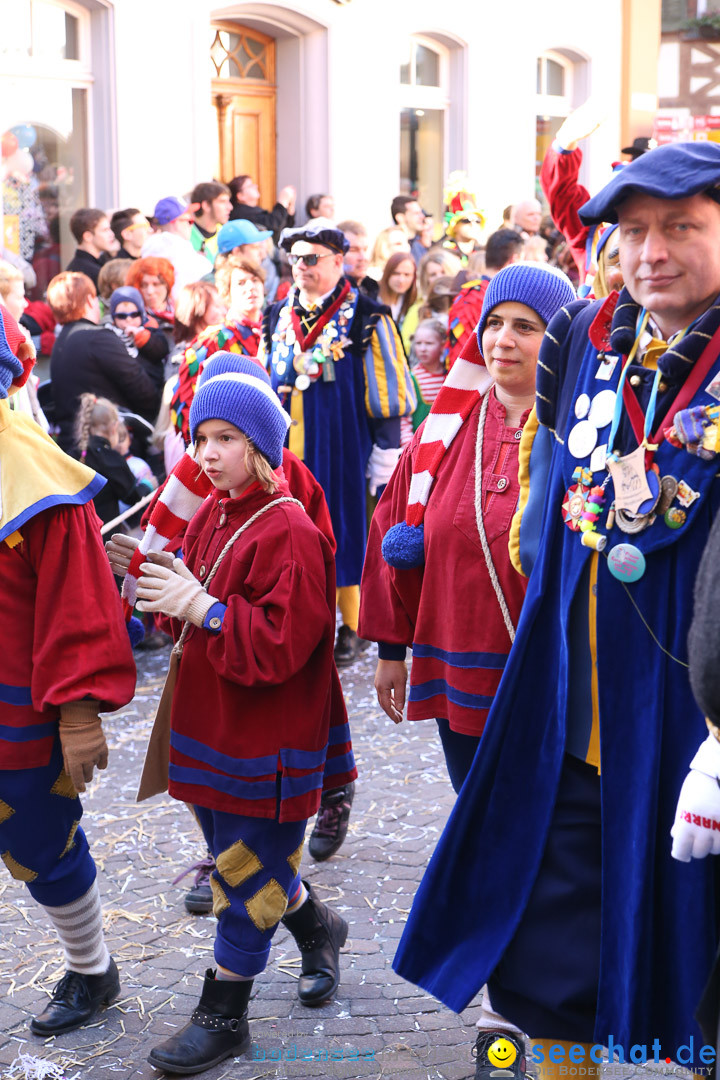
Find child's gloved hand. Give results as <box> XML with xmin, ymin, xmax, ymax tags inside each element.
<box><xmin>136</xmin><ymin>558</ymin><xmax>216</xmax><ymax>627</ymax></box>
<box><xmin>671</xmin><ymin>734</ymin><xmax>720</xmax><ymax>861</ymax></box>
<box><xmin>105</xmin><ymin>533</ymin><xmax>140</xmax><ymax>576</ymax></box>
<box><xmin>58</xmin><ymin>700</ymin><xmax>108</xmax><ymax>793</ymax></box>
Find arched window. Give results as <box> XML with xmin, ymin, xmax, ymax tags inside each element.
<box><xmin>1</xmin><ymin>0</ymin><xmax>94</xmax><ymax>298</ymax></box>
<box><xmin>399</xmin><ymin>36</ymin><xmax>449</xmax><ymax>220</ymax></box>
<box><xmin>535</xmin><ymin>51</ymin><xmax>576</xmax><ymax>190</ymax></box>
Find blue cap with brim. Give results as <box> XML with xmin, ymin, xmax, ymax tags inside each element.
<box><xmin>217</xmin><ymin>219</ymin><xmax>273</xmax><ymax>254</ymax></box>
<box><xmin>579</xmin><ymin>141</ymin><xmax>720</xmax><ymax>225</ymax></box>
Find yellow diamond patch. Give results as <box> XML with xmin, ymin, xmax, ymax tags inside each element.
<box><xmin>216</xmin><ymin>839</ymin><xmax>262</xmax><ymax>887</ymax></box>
<box><xmin>2</xmin><ymin>851</ymin><xmax>38</xmax><ymax>882</ymax></box>
<box><xmin>287</xmin><ymin>842</ymin><xmax>304</xmax><ymax>877</ymax></box>
<box><xmin>210</xmin><ymin>874</ymin><xmax>231</xmax><ymax>918</ymax></box>
<box><xmin>245</xmin><ymin>879</ymin><xmax>288</xmax><ymax>931</ymax></box>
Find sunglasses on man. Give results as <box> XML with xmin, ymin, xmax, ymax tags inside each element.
<box><xmin>115</xmin><ymin>310</ymin><xmax>142</xmax><ymax>320</ymax></box>
<box><xmin>288</xmin><ymin>252</ymin><xmax>336</xmax><ymax>267</ymax></box>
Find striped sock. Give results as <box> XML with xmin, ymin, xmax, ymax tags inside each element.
<box><xmin>284</xmin><ymin>880</ymin><xmax>307</xmax><ymax>916</ymax></box>
<box><xmin>41</xmin><ymin>881</ymin><xmax>111</xmax><ymax>975</ymax></box>
<box><xmin>216</xmin><ymin>965</ymin><xmax>253</xmax><ymax>982</ymax></box>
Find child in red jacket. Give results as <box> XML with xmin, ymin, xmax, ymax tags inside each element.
<box><xmin>133</xmin><ymin>355</ymin><xmax>356</xmax><ymax>1075</ymax></box>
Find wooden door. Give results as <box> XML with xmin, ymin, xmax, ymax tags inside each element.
<box><xmin>212</xmin><ymin>24</ymin><xmax>277</xmax><ymax>209</ymax></box>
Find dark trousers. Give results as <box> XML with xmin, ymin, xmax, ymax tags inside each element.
<box><xmin>435</xmin><ymin>718</ymin><xmax>481</xmax><ymax>794</ymax></box>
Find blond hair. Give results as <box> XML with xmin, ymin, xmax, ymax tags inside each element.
<box><xmin>97</xmin><ymin>259</ymin><xmax>133</xmax><ymax>302</ymax></box>
<box><xmin>214</xmin><ymin>253</ymin><xmax>265</xmax><ymax>307</ymax></box>
<box><xmin>0</xmin><ymin>259</ymin><xmax>23</xmax><ymax>302</ymax></box>
<box><xmin>245</xmin><ymin>438</ymin><xmax>279</xmax><ymax>494</ymax></box>
<box><xmin>74</xmin><ymin>393</ymin><xmax>119</xmax><ymax>459</ymax></box>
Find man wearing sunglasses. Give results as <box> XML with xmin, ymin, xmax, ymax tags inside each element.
<box><xmin>141</xmin><ymin>196</ymin><xmax>212</xmax><ymax>301</ymax></box>
<box><xmin>261</xmin><ymin>222</ymin><xmax>414</xmax><ymax>856</ymax></box>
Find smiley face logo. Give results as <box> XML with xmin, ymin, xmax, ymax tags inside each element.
<box><xmin>487</xmin><ymin>1038</ymin><xmax>518</xmax><ymax>1069</ymax></box>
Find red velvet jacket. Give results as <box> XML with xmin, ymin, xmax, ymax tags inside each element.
<box><xmin>539</xmin><ymin>143</ymin><xmax>590</xmax><ymax>278</ymax></box>
<box><xmin>1</xmin><ymin>503</ymin><xmax>136</xmax><ymax>769</ymax></box>
<box><xmin>359</xmin><ymin>390</ymin><xmax>528</xmax><ymax>737</ymax></box>
<box><xmin>164</xmin><ymin>481</ymin><xmax>355</xmax><ymax>821</ymax></box>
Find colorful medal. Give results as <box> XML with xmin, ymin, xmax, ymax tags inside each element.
<box><xmin>607</xmin><ymin>543</ymin><xmax>646</xmax><ymax>582</ymax></box>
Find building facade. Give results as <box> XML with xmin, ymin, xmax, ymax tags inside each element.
<box><xmin>1</xmin><ymin>0</ymin><xmax>658</xmax><ymax>292</ymax></box>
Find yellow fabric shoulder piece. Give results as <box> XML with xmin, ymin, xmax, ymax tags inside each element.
<box><xmin>508</xmin><ymin>406</ymin><xmax>539</xmax><ymax>577</ymax></box>
<box><xmin>3</xmin><ymin>530</ymin><xmax>22</xmax><ymax>549</ymax></box>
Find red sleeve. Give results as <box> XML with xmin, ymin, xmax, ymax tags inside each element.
<box><xmin>358</xmin><ymin>438</ymin><xmax>423</xmax><ymax>647</ymax></box>
<box><xmin>24</xmin><ymin>503</ymin><xmax>136</xmax><ymax>712</ymax></box>
<box><xmin>205</xmin><ymin>527</ymin><xmax>334</xmax><ymax>688</ymax></box>
<box><xmin>281</xmin><ymin>448</ymin><xmax>336</xmax><ymax>552</ymax></box>
<box><xmin>539</xmin><ymin>144</ymin><xmax>591</xmax><ymax>276</ymax></box>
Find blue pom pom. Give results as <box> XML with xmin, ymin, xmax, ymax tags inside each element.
<box><xmin>127</xmin><ymin>616</ymin><xmax>145</xmax><ymax>648</ymax></box>
<box><xmin>381</xmin><ymin>522</ymin><xmax>425</xmax><ymax>568</ymax></box>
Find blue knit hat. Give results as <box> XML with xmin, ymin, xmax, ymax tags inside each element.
<box><xmin>476</xmin><ymin>261</ymin><xmax>576</xmax><ymax>350</ymax></box>
<box><xmin>189</xmin><ymin>351</ymin><xmax>290</xmax><ymax>468</ymax></box>
<box><xmin>578</xmin><ymin>141</ymin><xmax>720</xmax><ymax>225</ymax></box>
<box><xmin>109</xmin><ymin>286</ymin><xmax>146</xmax><ymax>323</ymax></box>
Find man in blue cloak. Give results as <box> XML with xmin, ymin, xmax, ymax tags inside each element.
<box><xmin>393</xmin><ymin>142</ymin><xmax>720</xmax><ymax>1076</ymax></box>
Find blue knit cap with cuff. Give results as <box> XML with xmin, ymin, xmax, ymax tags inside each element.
<box><xmin>476</xmin><ymin>261</ymin><xmax>576</xmax><ymax>350</ymax></box>
<box><xmin>189</xmin><ymin>351</ymin><xmax>290</xmax><ymax>468</ymax></box>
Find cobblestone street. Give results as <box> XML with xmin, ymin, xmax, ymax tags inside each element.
<box><xmin>0</xmin><ymin>645</ymin><xmax>483</xmax><ymax>1080</ymax></box>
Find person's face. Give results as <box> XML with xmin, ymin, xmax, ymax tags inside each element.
<box><xmin>3</xmin><ymin>279</ymin><xmax>26</xmax><ymax>322</ymax></box>
<box><xmin>108</xmin><ymin>419</ymin><xmax>121</xmax><ymax>451</ymax></box>
<box><xmin>514</xmin><ymin>201</ymin><xmax>543</xmax><ymax>234</ymax></box>
<box><xmin>318</xmin><ymin>196</ymin><xmax>335</xmax><ymax>219</ymax></box>
<box><xmin>173</xmin><ymin>213</ymin><xmax>194</xmax><ymax>241</ymax></box>
<box><xmin>387</xmin><ymin>229</ymin><xmax>410</xmax><ymax>255</ymax></box>
<box><xmin>140</xmin><ymin>273</ymin><xmax>168</xmax><ymax>311</ymax></box>
<box><xmin>455</xmin><ymin>217</ymin><xmax>482</xmax><ymax>243</ymax></box>
<box><xmin>230</xmin><ymin>269</ymin><xmax>264</xmax><ymax>316</ymax></box>
<box><xmin>420</xmin><ymin>216</ymin><xmax>435</xmax><ymax>245</ymax></box>
<box><xmin>238</xmin><ymin>242</ymin><xmax>265</xmax><ymax>268</ymax></box>
<box><xmin>90</xmin><ymin>216</ymin><xmax>116</xmax><ymax>254</ymax></box>
<box><xmin>387</xmin><ymin>259</ymin><xmax>415</xmax><ymax>296</ymax></box>
<box><xmin>617</xmin><ymin>193</ymin><xmax>720</xmax><ymax>337</ymax></box>
<box><xmin>403</xmin><ymin>201</ymin><xmax>425</xmax><ymax>234</ymax></box>
<box><xmin>208</xmin><ymin>193</ymin><xmax>232</xmax><ymax>226</ymax></box>
<box><xmin>239</xmin><ymin>179</ymin><xmax>260</xmax><ymax>206</ymax></box>
<box><xmin>116</xmin><ymin>426</ymin><xmax>130</xmax><ymax>455</ymax></box>
<box><xmin>413</xmin><ymin>326</ymin><xmax>444</xmax><ymax>368</ymax></box>
<box><xmin>424</xmin><ymin>262</ymin><xmax>444</xmax><ymax>288</ymax></box>
<box><xmin>113</xmin><ymin>299</ymin><xmax>143</xmax><ymax>330</ymax></box>
<box><xmin>601</xmin><ymin>239</ymin><xmax>623</xmax><ymax>293</ymax></box>
<box><xmin>122</xmin><ymin>213</ymin><xmax>150</xmax><ymax>255</ymax></box>
<box><xmin>481</xmin><ymin>301</ymin><xmax>545</xmax><ymax>398</ymax></box>
<box><xmin>195</xmin><ymin>419</ymin><xmax>253</xmax><ymax>498</ymax></box>
<box><xmin>203</xmin><ymin>289</ymin><xmax>226</xmax><ymax>327</ymax></box>
<box><xmin>343</xmin><ymin>233</ymin><xmax>369</xmax><ymax>280</ymax></box>
<box><xmin>290</xmin><ymin>242</ymin><xmax>343</xmax><ymax>298</ymax></box>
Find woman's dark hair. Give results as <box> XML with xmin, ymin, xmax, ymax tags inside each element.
<box><xmin>228</xmin><ymin>175</ymin><xmax>252</xmax><ymax>207</ymax></box>
<box><xmin>379</xmin><ymin>252</ymin><xmax>417</xmax><ymax>320</ymax></box>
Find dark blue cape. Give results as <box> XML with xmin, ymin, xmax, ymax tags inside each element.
<box><xmin>394</xmin><ymin>299</ymin><xmax>720</xmax><ymax>1049</ymax></box>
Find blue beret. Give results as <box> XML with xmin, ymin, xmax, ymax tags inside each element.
<box><xmin>579</xmin><ymin>142</ymin><xmax>720</xmax><ymax>225</ymax></box>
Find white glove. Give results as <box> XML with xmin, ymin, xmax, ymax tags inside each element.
<box><xmin>366</xmin><ymin>445</ymin><xmax>401</xmax><ymax>497</ymax></box>
<box><xmin>670</xmin><ymin>734</ymin><xmax>720</xmax><ymax>862</ymax></box>
<box><xmin>555</xmin><ymin>101</ymin><xmax>606</xmax><ymax>152</ymax></box>
<box><xmin>105</xmin><ymin>533</ymin><xmax>140</xmax><ymax>577</ymax></box>
<box><xmin>136</xmin><ymin>557</ymin><xmax>216</xmax><ymax>627</ymax></box>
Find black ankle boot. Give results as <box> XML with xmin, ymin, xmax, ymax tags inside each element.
<box><xmin>281</xmin><ymin>881</ymin><xmax>348</xmax><ymax>1006</ymax></box>
<box><xmin>147</xmin><ymin>970</ymin><xmax>252</xmax><ymax>1076</ymax></box>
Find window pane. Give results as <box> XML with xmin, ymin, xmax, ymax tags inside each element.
<box><xmin>399</xmin><ymin>107</ymin><xmax>444</xmax><ymax>220</ymax></box>
<box><xmin>536</xmin><ymin>57</ymin><xmax>543</xmax><ymax>94</ymax></box>
<box><xmin>32</xmin><ymin>0</ymin><xmax>75</xmax><ymax>60</ymax></box>
<box><xmin>1</xmin><ymin>0</ymin><xmax>32</xmax><ymax>56</ymax></box>
<box><xmin>399</xmin><ymin>61</ymin><xmax>411</xmax><ymax>85</ymax></box>
<box><xmin>415</xmin><ymin>44</ymin><xmax>439</xmax><ymax>87</ymax></box>
<box><xmin>64</xmin><ymin>13</ymin><xmax>79</xmax><ymax>60</ymax></box>
<box><xmin>662</xmin><ymin>0</ymin><xmax>687</xmax><ymax>33</ymax></box>
<box><xmin>546</xmin><ymin>59</ymin><xmax>565</xmax><ymax>97</ymax></box>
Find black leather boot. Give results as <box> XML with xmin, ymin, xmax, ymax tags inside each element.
<box><xmin>147</xmin><ymin>970</ymin><xmax>252</xmax><ymax>1075</ymax></box>
<box><xmin>281</xmin><ymin>881</ymin><xmax>348</xmax><ymax>1005</ymax></box>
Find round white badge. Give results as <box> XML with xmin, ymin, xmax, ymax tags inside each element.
<box><xmin>574</xmin><ymin>393</ymin><xmax>590</xmax><ymax>419</ymax></box>
<box><xmin>276</xmin><ymin>360</ymin><xmax>287</xmax><ymax>376</ymax></box>
<box><xmin>568</xmin><ymin>420</ymin><xmax>598</xmax><ymax>460</ymax></box>
<box><xmin>295</xmin><ymin>374</ymin><xmax>311</xmax><ymax>392</ymax></box>
<box><xmin>588</xmin><ymin>389</ymin><xmax>616</xmax><ymax>430</ymax></box>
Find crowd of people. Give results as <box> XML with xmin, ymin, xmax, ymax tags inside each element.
<box><xmin>4</xmin><ymin>109</ymin><xmax>720</xmax><ymax>1080</ymax></box>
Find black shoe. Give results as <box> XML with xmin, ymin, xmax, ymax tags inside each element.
<box><xmin>174</xmin><ymin>853</ymin><xmax>215</xmax><ymax>915</ymax></box>
<box><xmin>281</xmin><ymin>880</ymin><xmax>348</xmax><ymax>1006</ymax></box>
<box><xmin>30</xmin><ymin>958</ymin><xmax>120</xmax><ymax>1036</ymax></box>
<box><xmin>308</xmin><ymin>782</ymin><xmax>355</xmax><ymax>861</ymax></box>
<box><xmin>333</xmin><ymin>625</ymin><xmax>370</xmax><ymax>667</ymax></box>
<box><xmin>473</xmin><ymin>1031</ymin><xmax>529</xmax><ymax>1080</ymax></box>
<box><xmin>147</xmin><ymin>970</ymin><xmax>252</xmax><ymax>1076</ymax></box>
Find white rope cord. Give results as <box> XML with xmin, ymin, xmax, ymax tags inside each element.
<box><xmin>173</xmin><ymin>496</ymin><xmax>305</xmax><ymax>657</ymax></box>
<box><xmin>474</xmin><ymin>392</ymin><xmax>516</xmax><ymax>643</ymax></box>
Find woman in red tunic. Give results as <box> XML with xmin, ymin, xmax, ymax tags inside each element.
<box><xmin>359</xmin><ymin>262</ymin><xmax>576</xmax><ymax>791</ymax></box>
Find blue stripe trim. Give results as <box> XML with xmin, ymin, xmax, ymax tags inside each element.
<box><xmin>409</xmin><ymin>678</ymin><xmax>494</xmax><ymax>710</ymax></box>
<box><xmin>411</xmin><ymin>643</ymin><xmax>507</xmax><ymax>670</ymax></box>
<box><xmin>280</xmin><ymin>744</ymin><xmax>328</xmax><ymax>770</ymax></box>
<box><xmin>170</xmin><ymin>731</ymin><xmax>277</xmax><ymax>777</ymax></box>
<box><xmin>281</xmin><ymin>770</ymin><xmax>324</xmax><ymax>800</ymax></box>
<box><xmin>323</xmin><ymin>751</ymin><xmax>356</xmax><ymax>777</ymax></box>
<box><xmin>0</xmin><ymin>477</ymin><xmax>106</xmax><ymax>542</ymax></box>
<box><xmin>0</xmin><ymin>683</ymin><xmax>33</xmax><ymax>706</ymax></box>
<box><xmin>0</xmin><ymin>720</ymin><xmax>57</xmax><ymax>742</ymax></box>
<box><xmin>169</xmin><ymin>763</ymin><xmax>278</xmax><ymax>800</ymax></box>
<box><xmin>328</xmin><ymin>722</ymin><xmax>352</xmax><ymax>746</ymax></box>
